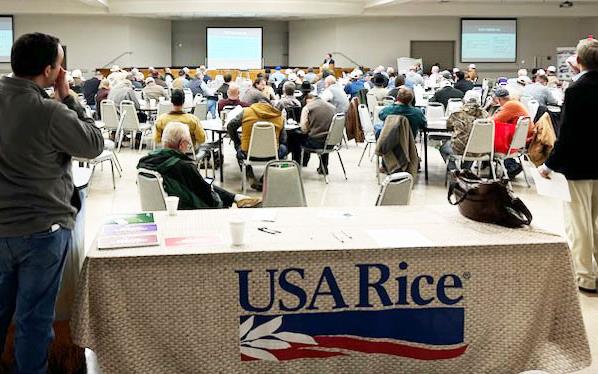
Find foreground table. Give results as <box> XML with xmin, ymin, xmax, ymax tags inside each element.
<box><xmin>71</xmin><ymin>206</ymin><xmax>590</xmax><ymax>374</ymax></box>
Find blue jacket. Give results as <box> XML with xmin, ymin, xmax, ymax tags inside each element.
<box><xmin>344</xmin><ymin>80</ymin><xmax>365</xmax><ymax>98</ymax></box>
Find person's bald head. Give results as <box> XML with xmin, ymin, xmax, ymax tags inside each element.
<box><xmin>324</xmin><ymin>75</ymin><xmax>337</xmax><ymax>87</ymax></box>
<box><xmin>227</xmin><ymin>83</ymin><xmax>240</xmax><ymax>100</ymax></box>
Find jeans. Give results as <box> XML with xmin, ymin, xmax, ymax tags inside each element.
<box><xmin>207</xmin><ymin>99</ymin><xmax>217</xmax><ymax>118</ymax></box>
<box><xmin>0</xmin><ymin>227</ymin><xmax>71</xmax><ymax>374</ymax></box>
<box><xmin>439</xmin><ymin>141</ymin><xmax>472</xmax><ymax>171</ymax></box>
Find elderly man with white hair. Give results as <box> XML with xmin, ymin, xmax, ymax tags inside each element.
<box><xmin>320</xmin><ymin>75</ymin><xmax>350</xmax><ymax>114</ymax></box>
<box><xmin>344</xmin><ymin>69</ymin><xmax>366</xmax><ymax>98</ymax></box>
<box><xmin>439</xmin><ymin>90</ymin><xmax>490</xmax><ymax>171</ymax></box>
<box><xmin>138</xmin><ymin>122</ymin><xmax>261</xmax><ymax>209</ymax></box>
<box><xmin>108</xmin><ymin>78</ymin><xmax>147</xmax><ymax>122</ymax></box>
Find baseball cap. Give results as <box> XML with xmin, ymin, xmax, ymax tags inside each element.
<box><xmin>547</xmin><ymin>66</ymin><xmax>557</xmax><ymax>73</ymax></box>
<box><xmin>494</xmin><ymin>87</ymin><xmax>510</xmax><ymax>98</ymax></box>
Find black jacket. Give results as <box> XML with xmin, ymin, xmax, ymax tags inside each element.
<box><xmin>82</xmin><ymin>77</ymin><xmax>101</xmax><ymax>105</ymax></box>
<box><xmin>546</xmin><ymin>71</ymin><xmax>598</xmax><ymax>180</ymax></box>
<box><xmin>454</xmin><ymin>79</ymin><xmax>474</xmax><ymax>94</ymax></box>
<box><xmin>430</xmin><ymin>86</ymin><xmax>464</xmax><ymax>108</ymax></box>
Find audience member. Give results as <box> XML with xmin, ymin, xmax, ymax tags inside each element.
<box><xmin>154</xmin><ymin>89</ymin><xmax>205</xmax><ymax>149</ymax></box>
<box><xmin>320</xmin><ymin>75</ymin><xmax>350</xmax><ymax>114</ymax></box>
<box><xmin>260</xmin><ymin>74</ymin><xmax>277</xmax><ymax>101</ymax></box>
<box><xmin>138</xmin><ymin>123</ymin><xmax>261</xmax><ymax>209</ymax></box>
<box><xmin>189</xmin><ymin>71</ymin><xmax>218</xmax><ymax>117</ymax></box>
<box><xmin>405</xmin><ymin>66</ymin><xmax>424</xmax><ymax>88</ymax></box>
<box><xmin>70</xmin><ymin>69</ymin><xmax>84</xmax><ymax>93</ymax></box>
<box><xmin>242</xmin><ymin>77</ymin><xmax>268</xmax><ymax>105</ymax></box>
<box><xmin>269</xmin><ymin>66</ymin><xmax>286</xmax><ymax>88</ymax></box>
<box><xmin>440</xmin><ymin>90</ymin><xmax>489</xmax><ymax>170</ymax></box>
<box><xmin>387</xmin><ymin>75</ymin><xmax>406</xmax><ymax>98</ymax></box>
<box><xmin>344</xmin><ymin>70</ymin><xmax>366</xmax><ymax>98</ymax></box>
<box><xmin>546</xmin><ymin>65</ymin><xmax>560</xmax><ymax>87</ymax></box>
<box><xmin>275</xmin><ymin>81</ymin><xmax>302</xmax><ymax>115</ymax></box>
<box><xmin>227</xmin><ymin>100</ymin><xmax>287</xmax><ymax>190</ymax></box>
<box><xmin>377</xmin><ymin>87</ymin><xmax>427</xmax><ymax>138</ymax></box>
<box><xmin>522</xmin><ymin>74</ymin><xmax>558</xmax><ymax>106</ymax></box>
<box><xmin>467</xmin><ymin>64</ymin><xmax>478</xmax><ymax>83</ymax></box>
<box><xmin>539</xmin><ymin>37</ymin><xmax>598</xmax><ymax>293</ymax></box>
<box><xmin>304</xmin><ymin>68</ymin><xmax>317</xmax><ymax>84</ymax></box>
<box><xmin>428</xmin><ymin>65</ymin><xmax>442</xmax><ymax>87</ymax></box>
<box><xmin>217</xmin><ymin>84</ymin><xmax>249</xmax><ymax>112</ymax></box>
<box><xmin>172</xmin><ymin>69</ymin><xmax>189</xmax><ymax>89</ymax></box>
<box><xmin>108</xmin><ymin>78</ymin><xmax>147</xmax><ymax>122</ymax></box>
<box><xmin>217</xmin><ymin>73</ymin><xmax>232</xmax><ymax>99</ymax></box>
<box><xmin>430</xmin><ymin>79</ymin><xmax>464</xmax><ymax>108</ymax></box>
<box><xmin>142</xmin><ymin>77</ymin><xmax>168</xmax><ymax>101</ymax></box>
<box><xmin>127</xmin><ymin>73</ymin><xmax>142</xmax><ymax>89</ymax></box>
<box><xmin>95</xmin><ymin>78</ymin><xmax>110</xmax><ymax>111</ymax></box>
<box><xmin>454</xmin><ymin>71</ymin><xmax>474</xmax><ymax>94</ymax></box>
<box><xmin>369</xmin><ymin>73</ymin><xmax>390</xmax><ymax>103</ymax></box>
<box><xmin>82</xmin><ymin>70</ymin><xmax>103</xmax><ymax>108</ymax></box>
<box><xmin>164</xmin><ymin>67</ymin><xmax>174</xmax><ymax>87</ymax></box>
<box><xmin>0</xmin><ymin>32</ymin><xmax>103</xmax><ymax>373</ymax></box>
<box><xmin>152</xmin><ymin>70</ymin><xmax>167</xmax><ymax>88</ymax></box>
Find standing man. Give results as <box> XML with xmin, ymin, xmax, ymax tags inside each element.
<box><xmin>539</xmin><ymin>38</ymin><xmax>598</xmax><ymax>293</ymax></box>
<box><xmin>0</xmin><ymin>33</ymin><xmax>104</xmax><ymax>373</ymax></box>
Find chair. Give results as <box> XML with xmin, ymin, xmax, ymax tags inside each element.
<box><xmin>100</xmin><ymin>100</ymin><xmax>119</xmax><ymax>132</ymax></box>
<box><xmin>118</xmin><ymin>100</ymin><xmax>152</xmax><ymax>152</ymax></box>
<box><xmin>193</xmin><ymin>93</ymin><xmax>203</xmax><ymax>105</ymax></box>
<box><xmin>495</xmin><ymin>116</ymin><xmax>531</xmax><ymax>187</ymax></box>
<box><xmin>445</xmin><ymin>98</ymin><xmax>463</xmax><ymax>117</ymax></box>
<box><xmin>382</xmin><ymin>96</ymin><xmax>395</xmax><ymax>106</ymax></box>
<box><xmin>357</xmin><ymin>104</ymin><xmax>377</xmax><ymax>167</ymax></box>
<box><xmin>425</xmin><ymin>102</ymin><xmax>447</xmax><ymax>129</ymax></box>
<box><xmin>375</xmin><ymin>172</ymin><xmax>414</xmax><ymax>206</ymax></box>
<box><xmin>262</xmin><ymin>161</ymin><xmax>307</xmax><ymax>207</ymax></box>
<box><xmin>194</xmin><ymin>99</ymin><xmax>208</xmax><ymax>121</ymax></box>
<box><xmin>183</xmin><ymin>88</ymin><xmax>194</xmax><ymax>108</ymax></box>
<box><xmin>74</xmin><ymin>149</ymin><xmax>122</xmax><ymax>190</ymax></box>
<box><xmin>446</xmin><ymin>118</ymin><xmax>497</xmax><ymax>182</ymax></box>
<box><xmin>413</xmin><ymin>85</ymin><xmax>426</xmax><ymax>107</ymax></box>
<box><xmin>241</xmin><ymin>122</ymin><xmax>279</xmax><ymax>193</ymax></box>
<box><xmin>136</xmin><ymin>168</ymin><xmax>167</xmax><ymax>211</ymax></box>
<box><xmin>134</xmin><ymin>89</ymin><xmax>143</xmax><ymax>103</ymax></box>
<box><xmin>157</xmin><ymin>101</ymin><xmax>173</xmax><ymax>118</ymax></box>
<box><xmin>366</xmin><ymin>92</ymin><xmax>378</xmax><ymax>116</ymax></box>
<box><xmin>219</xmin><ymin>105</ymin><xmax>236</xmax><ymax>123</ymax></box>
<box><xmin>301</xmin><ymin>113</ymin><xmax>347</xmax><ymax>184</ymax></box>
<box><xmin>526</xmin><ymin>99</ymin><xmax>540</xmax><ymax>122</ymax></box>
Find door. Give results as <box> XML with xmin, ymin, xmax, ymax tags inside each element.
<box><xmin>410</xmin><ymin>41</ymin><xmax>455</xmax><ymax>75</ymax></box>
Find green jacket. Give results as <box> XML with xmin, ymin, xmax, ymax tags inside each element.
<box><xmin>137</xmin><ymin>148</ymin><xmax>223</xmax><ymax>210</ymax></box>
<box><xmin>379</xmin><ymin>103</ymin><xmax>427</xmax><ymax>137</ymax></box>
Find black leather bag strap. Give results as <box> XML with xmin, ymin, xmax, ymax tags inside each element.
<box><xmin>506</xmin><ymin>198</ymin><xmax>533</xmax><ymax>226</ymax></box>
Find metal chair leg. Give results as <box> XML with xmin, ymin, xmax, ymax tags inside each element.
<box><xmin>241</xmin><ymin>162</ymin><xmax>247</xmax><ymax>194</ymax></box>
<box><xmin>138</xmin><ymin>131</ymin><xmax>145</xmax><ymax>153</ymax></box>
<box><xmin>337</xmin><ymin>152</ymin><xmax>347</xmax><ymax>180</ymax></box>
<box><xmin>211</xmin><ymin>150</ymin><xmax>216</xmax><ymax>179</ymax></box>
<box><xmin>319</xmin><ymin>155</ymin><xmax>328</xmax><ymax>184</ymax></box>
<box><xmin>110</xmin><ymin>159</ymin><xmax>116</xmax><ymax>189</ymax></box>
<box><xmin>519</xmin><ymin>155</ymin><xmax>531</xmax><ymax>187</ymax></box>
<box><xmin>112</xmin><ymin>152</ymin><xmax>123</xmax><ymax>173</ymax></box>
<box><xmin>376</xmin><ymin>156</ymin><xmax>381</xmax><ymax>185</ymax></box>
<box><xmin>300</xmin><ymin>149</ymin><xmax>305</xmax><ymax>168</ymax></box>
<box><xmin>358</xmin><ymin>143</ymin><xmax>369</xmax><ymax>166</ymax></box>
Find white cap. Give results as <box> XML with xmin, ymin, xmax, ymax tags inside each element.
<box><xmin>296</xmin><ymin>70</ymin><xmax>305</xmax><ymax>77</ymax></box>
<box><xmin>536</xmin><ymin>69</ymin><xmax>547</xmax><ymax>76</ymax></box>
<box><xmin>468</xmin><ymin>64</ymin><xmax>476</xmax><ymax>69</ymax></box>
<box><xmin>145</xmin><ymin>77</ymin><xmax>155</xmax><ymax>84</ymax></box>
<box><xmin>110</xmin><ymin>65</ymin><xmax>120</xmax><ymax>72</ymax></box>
<box><xmin>452</xmin><ymin>67</ymin><xmax>460</xmax><ymax>73</ymax></box>
<box><xmin>287</xmin><ymin>73</ymin><xmax>297</xmax><ymax>82</ymax></box>
<box><xmin>183</xmin><ymin>67</ymin><xmax>190</xmax><ymax>73</ymax></box>
<box><xmin>284</xmin><ymin>68</ymin><xmax>293</xmax><ymax>75</ymax></box>
<box><xmin>350</xmin><ymin>69</ymin><xmax>363</xmax><ymax>79</ymax></box>
<box><xmin>71</xmin><ymin>69</ymin><xmax>82</xmax><ymax>78</ymax></box>
<box><xmin>517</xmin><ymin>68</ymin><xmax>528</xmax><ymax>77</ymax></box>
<box><xmin>547</xmin><ymin>65</ymin><xmax>557</xmax><ymax>73</ymax></box>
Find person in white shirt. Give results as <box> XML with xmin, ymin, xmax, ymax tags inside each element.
<box><xmin>320</xmin><ymin>75</ymin><xmax>350</xmax><ymax>114</ymax></box>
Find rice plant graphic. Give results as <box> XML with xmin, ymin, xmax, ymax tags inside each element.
<box><xmin>239</xmin><ymin>316</ymin><xmax>317</xmax><ymax>361</ymax></box>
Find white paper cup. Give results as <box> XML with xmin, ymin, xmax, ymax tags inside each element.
<box><xmin>165</xmin><ymin>196</ymin><xmax>179</xmax><ymax>216</ymax></box>
<box><xmin>229</xmin><ymin>220</ymin><xmax>246</xmax><ymax>246</ymax></box>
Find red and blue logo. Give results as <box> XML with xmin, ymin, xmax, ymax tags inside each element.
<box><xmin>237</xmin><ymin>263</ymin><xmax>468</xmax><ymax>362</ymax></box>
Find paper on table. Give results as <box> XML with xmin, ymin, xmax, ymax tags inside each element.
<box><xmin>529</xmin><ymin>166</ymin><xmax>571</xmax><ymax>202</ymax></box>
<box><xmin>367</xmin><ymin>229</ymin><xmax>434</xmax><ymax>248</ymax></box>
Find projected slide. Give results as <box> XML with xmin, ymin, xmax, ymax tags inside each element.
<box><xmin>0</xmin><ymin>17</ymin><xmax>13</xmax><ymax>63</ymax></box>
<box><xmin>207</xmin><ymin>28</ymin><xmax>262</xmax><ymax>69</ymax></box>
<box><xmin>461</xmin><ymin>19</ymin><xmax>517</xmax><ymax>63</ymax></box>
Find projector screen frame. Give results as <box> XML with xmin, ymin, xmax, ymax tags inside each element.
<box><xmin>205</xmin><ymin>26</ymin><xmax>264</xmax><ymax>70</ymax></box>
<box><xmin>0</xmin><ymin>15</ymin><xmax>14</xmax><ymax>63</ymax></box>
<box><xmin>460</xmin><ymin>17</ymin><xmax>518</xmax><ymax>64</ymax></box>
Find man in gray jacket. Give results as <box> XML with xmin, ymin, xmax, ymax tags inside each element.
<box><xmin>0</xmin><ymin>33</ymin><xmax>104</xmax><ymax>373</ymax></box>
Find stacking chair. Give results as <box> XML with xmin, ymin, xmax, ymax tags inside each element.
<box><xmin>495</xmin><ymin>116</ymin><xmax>532</xmax><ymax>187</ymax></box>
<box><xmin>118</xmin><ymin>100</ymin><xmax>152</xmax><ymax>152</ymax></box>
<box><xmin>413</xmin><ymin>85</ymin><xmax>426</xmax><ymax>106</ymax></box>
<box><xmin>241</xmin><ymin>122</ymin><xmax>279</xmax><ymax>193</ymax></box>
<box><xmin>262</xmin><ymin>161</ymin><xmax>307</xmax><ymax>207</ymax></box>
<box><xmin>183</xmin><ymin>88</ymin><xmax>194</xmax><ymax>108</ymax></box>
<box><xmin>219</xmin><ymin>105</ymin><xmax>236</xmax><ymax>123</ymax></box>
<box><xmin>425</xmin><ymin>102</ymin><xmax>447</xmax><ymax>130</ymax></box>
<box><xmin>157</xmin><ymin>101</ymin><xmax>173</xmax><ymax>118</ymax></box>
<box><xmin>74</xmin><ymin>125</ymin><xmax>123</xmax><ymax>190</ymax></box>
<box><xmin>445</xmin><ymin>98</ymin><xmax>464</xmax><ymax>117</ymax></box>
<box><xmin>134</xmin><ymin>89</ymin><xmax>143</xmax><ymax>103</ymax></box>
<box><xmin>100</xmin><ymin>100</ymin><xmax>120</xmax><ymax>132</ymax></box>
<box><xmin>136</xmin><ymin>168</ymin><xmax>167</xmax><ymax>211</ymax></box>
<box><xmin>446</xmin><ymin>118</ymin><xmax>497</xmax><ymax>183</ymax></box>
<box><xmin>194</xmin><ymin>98</ymin><xmax>208</xmax><ymax>121</ymax></box>
<box><xmin>526</xmin><ymin>99</ymin><xmax>540</xmax><ymax>122</ymax></box>
<box><xmin>357</xmin><ymin>104</ymin><xmax>377</xmax><ymax>167</ymax></box>
<box><xmin>366</xmin><ymin>92</ymin><xmax>378</xmax><ymax>116</ymax></box>
<box><xmin>301</xmin><ymin>113</ymin><xmax>347</xmax><ymax>184</ymax></box>
<box><xmin>375</xmin><ymin>172</ymin><xmax>414</xmax><ymax>206</ymax></box>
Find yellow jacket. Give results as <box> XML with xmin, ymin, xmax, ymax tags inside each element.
<box><xmin>154</xmin><ymin>111</ymin><xmax>206</xmax><ymax>147</ymax></box>
<box><xmin>240</xmin><ymin>104</ymin><xmax>284</xmax><ymax>152</ymax></box>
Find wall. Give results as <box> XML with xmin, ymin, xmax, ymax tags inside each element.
<box><xmin>171</xmin><ymin>19</ymin><xmax>288</xmax><ymax>67</ymax></box>
<box><xmin>0</xmin><ymin>15</ymin><xmax>172</xmax><ymax>75</ymax></box>
<box><xmin>289</xmin><ymin>17</ymin><xmax>597</xmax><ymax>77</ymax></box>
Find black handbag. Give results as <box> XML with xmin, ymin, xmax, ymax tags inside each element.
<box><xmin>447</xmin><ymin>170</ymin><xmax>532</xmax><ymax>228</ymax></box>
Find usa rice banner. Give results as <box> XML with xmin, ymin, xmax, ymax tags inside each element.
<box><xmin>73</xmin><ymin>243</ymin><xmax>590</xmax><ymax>373</ymax></box>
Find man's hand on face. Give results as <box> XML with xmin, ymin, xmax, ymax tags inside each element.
<box><xmin>54</xmin><ymin>67</ymin><xmax>70</xmax><ymax>102</ymax></box>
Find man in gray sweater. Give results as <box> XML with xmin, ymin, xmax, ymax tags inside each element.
<box><xmin>296</xmin><ymin>94</ymin><xmax>336</xmax><ymax>173</ymax></box>
<box><xmin>0</xmin><ymin>33</ymin><xmax>104</xmax><ymax>373</ymax></box>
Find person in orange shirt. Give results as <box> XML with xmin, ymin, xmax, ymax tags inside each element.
<box><xmin>492</xmin><ymin>87</ymin><xmax>530</xmax><ymax>179</ymax></box>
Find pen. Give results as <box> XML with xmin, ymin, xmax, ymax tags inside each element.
<box><xmin>340</xmin><ymin>230</ymin><xmax>353</xmax><ymax>239</ymax></box>
<box><xmin>331</xmin><ymin>232</ymin><xmax>344</xmax><ymax>243</ymax></box>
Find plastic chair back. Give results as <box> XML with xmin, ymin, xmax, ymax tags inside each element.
<box><xmin>375</xmin><ymin>172</ymin><xmax>414</xmax><ymax>206</ymax></box>
<box><xmin>358</xmin><ymin>104</ymin><xmax>374</xmax><ymax>135</ymax></box>
<box><xmin>194</xmin><ymin>100</ymin><xmax>208</xmax><ymax>120</ymax></box>
<box><xmin>120</xmin><ymin>100</ymin><xmax>141</xmax><ymax>131</ymax></box>
<box><xmin>426</xmin><ymin>102</ymin><xmax>445</xmax><ymax>120</ymax></box>
<box><xmin>463</xmin><ymin>118</ymin><xmax>495</xmax><ymax>159</ymax></box>
<box><xmin>100</xmin><ymin>100</ymin><xmax>119</xmax><ymax>130</ymax></box>
<box><xmin>508</xmin><ymin>116</ymin><xmax>531</xmax><ymax>154</ymax></box>
<box><xmin>446</xmin><ymin>98</ymin><xmax>464</xmax><ymax>117</ymax></box>
<box><xmin>324</xmin><ymin>113</ymin><xmax>346</xmax><ymax>150</ymax></box>
<box><xmin>157</xmin><ymin>101</ymin><xmax>173</xmax><ymax>117</ymax></box>
<box><xmin>262</xmin><ymin>161</ymin><xmax>307</xmax><ymax>207</ymax></box>
<box><xmin>137</xmin><ymin>168</ymin><xmax>167</xmax><ymax>211</ymax></box>
<box><xmin>247</xmin><ymin>122</ymin><xmax>278</xmax><ymax>163</ymax></box>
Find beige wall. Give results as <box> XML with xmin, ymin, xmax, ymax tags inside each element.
<box><xmin>0</xmin><ymin>15</ymin><xmax>172</xmax><ymax>75</ymax></box>
<box><xmin>171</xmin><ymin>19</ymin><xmax>289</xmax><ymax>67</ymax></box>
<box><xmin>289</xmin><ymin>17</ymin><xmax>597</xmax><ymax>77</ymax></box>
